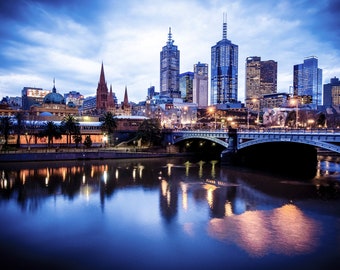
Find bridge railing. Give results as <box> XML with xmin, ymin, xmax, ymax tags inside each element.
<box><xmin>237</xmin><ymin>128</ymin><xmax>340</xmax><ymax>134</ymax></box>
<box><xmin>168</xmin><ymin>127</ymin><xmax>340</xmax><ymax>135</ymax></box>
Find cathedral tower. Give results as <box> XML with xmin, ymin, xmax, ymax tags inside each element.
<box><xmin>96</xmin><ymin>62</ymin><xmax>109</xmax><ymax>113</ymax></box>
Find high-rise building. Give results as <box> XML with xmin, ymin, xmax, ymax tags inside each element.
<box><xmin>147</xmin><ymin>86</ymin><xmax>156</xmax><ymax>99</ymax></box>
<box><xmin>160</xmin><ymin>27</ymin><xmax>180</xmax><ymax>98</ymax></box>
<box><xmin>293</xmin><ymin>56</ymin><xmax>322</xmax><ymax>109</ymax></box>
<box><xmin>21</xmin><ymin>87</ymin><xmax>51</xmax><ymax>110</ymax></box>
<box><xmin>245</xmin><ymin>56</ymin><xmax>277</xmax><ymax>100</ymax></box>
<box><xmin>323</xmin><ymin>77</ymin><xmax>340</xmax><ymax>107</ymax></box>
<box><xmin>193</xmin><ymin>62</ymin><xmax>209</xmax><ymax>108</ymax></box>
<box><xmin>179</xmin><ymin>72</ymin><xmax>194</xmax><ymax>102</ymax></box>
<box><xmin>211</xmin><ymin>14</ymin><xmax>238</xmax><ymax>105</ymax></box>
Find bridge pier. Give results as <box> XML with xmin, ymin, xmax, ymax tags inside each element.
<box><xmin>221</xmin><ymin>128</ymin><xmax>238</xmax><ymax>165</ymax></box>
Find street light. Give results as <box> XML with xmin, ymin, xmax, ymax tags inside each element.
<box><xmin>290</xmin><ymin>97</ymin><xmax>299</xmax><ymax>128</ymax></box>
<box><xmin>227</xmin><ymin>117</ymin><xmax>233</xmax><ymax>129</ymax></box>
<box><xmin>307</xmin><ymin>119</ymin><xmax>315</xmax><ymax>129</ymax></box>
<box><xmin>208</xmin><ymin>107</ymin><xmax>216</xmax><ymax>130</ymax></box>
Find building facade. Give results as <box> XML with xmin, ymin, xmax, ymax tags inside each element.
<box><xmin>193</xmin><ymin>62</ymin><xmax>209</xmax><ymax>108</ymax></box>
<box><xmin>29</xmin><ymin>80</ymin><xmax>78</xmax><ymax>118</ymax></box>
<box><xmin>211</xmin><ymin>14</ymin><xmax>238</xmax><ymax>105</ymax></box>
<box><xmin>22</xmin><ymin>87</ymin><xmax>51</xmax><ymax>110</ymax></box>
<box><xmin>160</xmin><ymin>27</ymin><xmax>180</xmax><ymax>98</ymax></box>
<box><xmin>293</xmin><ymin>56</ymin><xmax>322</xmax><ymax>109</ymax></box>
<box><xmin>245</xmin><ymin>56</ymin><xmax>277</xmax><ymax>100</ymax></box>
<box><xmin>64</xmin><ymin>91</ymin><xmax>85</xmax><ymax>107</ymax></box>
<box><xmin>179</xmin><ymin>72</ymin><xmax>194</xmax><ymax>102</ymax></box>
<box><xmin>323</xmin><ymin>77</ymin><xmax>340</xmax><ymax>107</ymax></box>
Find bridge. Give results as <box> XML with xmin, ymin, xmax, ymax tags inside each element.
<box><xmin>167</xmin><ymin>128</ymin><xmax>340</xmax><ymax>154</ymax></box>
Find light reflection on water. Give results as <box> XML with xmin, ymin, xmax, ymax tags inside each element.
<box><xmin>208</xmin><ymin>204</ymin><xmax>321</xmax><ymax>257</ymax></box>
<box><xmin>0</xmin><ymin>157</ymin><xmax>340</xmax><ymax>269</ymax></box>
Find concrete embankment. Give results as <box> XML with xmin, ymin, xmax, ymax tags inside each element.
<box><xmin>0</xmin><ymin>149</ymin><xmax>178</xmax><ymax>163</ymax></box>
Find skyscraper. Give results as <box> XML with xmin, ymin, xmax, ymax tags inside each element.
<box><xmin>293</xmin><ymin>56</ymin><xmax>322</xmax><ymax>108</ymax></box>
<box><xmin>160</xmin><ymin>27</ymin><xmax>180</xmax><ymax>98</ymax></box>
<box><xmin>245</xmin><ymin>56</ymin><xmax>277</xmax><ymax>99</ymax></box>
<box><xmin>179</xmin><ymin>72</ymin><xmax>194</xmax><ymax>102</ymax></box>
<box><xmin>193</xmin><ymin>62</ymin><xmax>209</xmax><ymax>108</ymax></box>
<box><xmin>211</xmin><ymin>14</ymin><xmax>238</xmax><ymax>105</ymax></box>
<box><xmin>323</xmin><ymin>77</ymin><xmax>340</xmax><ymax>107</ymax></box>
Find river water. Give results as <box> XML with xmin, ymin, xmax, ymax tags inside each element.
<box><xmin>0</xmin><ymin>155</ymin><xmax>339</xmax><ymax>270</ymax></box>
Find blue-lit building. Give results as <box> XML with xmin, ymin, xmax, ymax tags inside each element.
<box><xmin>211</xmin><ymin>14</ymin><xmax>238</xmax><ymax>105</ymax></box>
<box><xmin>293</xmin><ymin>56</ymin><xmax>322</xmax><ymax>109</ymax></box>
<box><xmin>179</xmin><ymin>72</ymin><xmax>194</xmax><ymax>102</ymax></box>
<box><xmin>160</xmin><ymin>27</ymin><xmax>180</xmax><ymax>98</ymax></box>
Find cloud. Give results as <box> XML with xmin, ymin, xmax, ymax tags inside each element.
<box><xmin>0</xmin><ymin>0</ymin><xmax>339</xmax><ymax>104</ymax></box>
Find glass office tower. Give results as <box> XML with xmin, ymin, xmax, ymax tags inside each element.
<box><xmin>293</xmin><ymin>56</ymin><xmax>322</xmax><ymax>109</ymax></box>
<box><xmin>211</xmin><ymin>14</ymin><xmax>238</xmax><ymax>104</ymax></box>
<box><xmin>160</xmin><ymin>27</ymin><xmax>181</xmax><ymax>98</ymax></box>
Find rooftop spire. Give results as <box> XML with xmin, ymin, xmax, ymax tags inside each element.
<box><xmin>124</xmin><ymin>86</ymin><xmax>129</xmax><ymax>105</ymax></box>
<box><xmin>99</xmin><ymin>61</ymin><xmax>106</xmax><ymax>85</ymax></box>
<box><xmin>222</xmin><ymin>12</ymin><xmax>227</xmax><ymax>39</ymax></box>
<box><xmin>167</xmin><ymin>27</ymin><xmax>174</xmax><ymax>46</ymax></box>
<box><xmin>52</xmin><ymin>77</ymin><xmax>56</xmax><ymax>93</ymax></box>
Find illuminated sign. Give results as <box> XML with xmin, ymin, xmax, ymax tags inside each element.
<box><xmin>26</xmin><ymin>89</ymin><xmax>51</xmax><ymax>98</ymax></box>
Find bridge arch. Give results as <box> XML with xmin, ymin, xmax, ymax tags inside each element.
<box><xmin>173</xmin><ymin>134</ymin><xmax>229</xmax><ymax>148</ymax></box>
<box><xmin>238</xmin><ymin>138</ymin><xmax>340</xmax><ymax>153</ymax></box>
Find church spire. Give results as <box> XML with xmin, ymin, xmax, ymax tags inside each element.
<box><xmin>99</xmin><ymin>61</ymin><xmax>106</xmax><ymax>85</ymax></box>
<box><xmin>108</xmin><ymin>84</ymin><xmax>115</xmax><ymax>108</ymax></box>
<box><xmin>96</xmin><ymin>62</ymin><xmax>109</xmax><ymax>112</ymax></box>
<box><xmin>123</xmin><ymin>86</ymin><xmax>129</xmax><ymax>107</ymax></box>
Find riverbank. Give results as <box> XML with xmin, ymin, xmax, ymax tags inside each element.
<box><xmin>0</xmin><ymin>147</ymin><xmax>185</xmax><ymax>162</ymax></box>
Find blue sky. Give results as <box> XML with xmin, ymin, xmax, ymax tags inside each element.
<box><xmin>1</xmin><ymin>0</ymin><xmax>339</xmax><ymax>103</ymax></box>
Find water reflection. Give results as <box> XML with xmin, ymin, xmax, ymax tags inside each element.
<box><xmin>208</xmin><ymin>204</ymin><xmax>321</xmax><ymax>257</ymax></box>
<box><xmin>0</xmin><ymin>157</ymin><xmax>339</xmax><ymax>266</ymax></box>
<box><xmin>1</xmin><ymin>158</ymin><xmax>339</xmax><ymax>215</ymax></box>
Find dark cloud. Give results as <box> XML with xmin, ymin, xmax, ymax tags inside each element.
<box><xmin>306</xmin><ymin>0</ymin><xmax>340</xmax><ymax>49</ymax></box>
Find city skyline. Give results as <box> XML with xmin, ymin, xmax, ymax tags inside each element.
<box><xmin>1</xmin><ymin>0</ymin><xmax>339</xmax><ymax>103</ymax></box>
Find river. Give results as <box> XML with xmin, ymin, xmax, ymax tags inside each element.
<box><xmin>0</xmin><ymin>155</ymin><xmax>339</xmax><ymax>270</ymax></box>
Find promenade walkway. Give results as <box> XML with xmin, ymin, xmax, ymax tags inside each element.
<box><xmin>0</xmin><ymin>146</ymin><xmax>179</xmax><ymax>163</ymax></box>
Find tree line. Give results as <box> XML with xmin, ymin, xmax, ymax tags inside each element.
<box><xmin>0</xmin><ymin>111</ymin><xmax>162</xmax><ymax>150</ymax></box>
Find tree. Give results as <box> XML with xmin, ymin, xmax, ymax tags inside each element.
<box><xmin>61</xmin><ymin>115</ymin><xmax>80</xmax><ymax>147</ymax></box>
<box><xmin>0</xmin><ymin>116</ymin><xmax>13</xmax><ymax>147</ymax></box>
<box><xmin>285</xmin><ymin>111</ymin><xmax>296</xmax><ymax>127</ymax></box>
<box><xmin>39</xmin><ymin>121</ymin><xmax>62</xmax><ymax>148</ymax></box>
<box><xmin>136</xmin><ymin>118</ymin><xmax>162</xmax><ymax>147</ymax></box>
<box><xmin>100</xmin><ymin>111</ymin><xmax>117</xmax><ymax>146</ymax></box>
<box><xmin>83</xmin><ymin>135</ymin><xmax>92</xmax><ymax>148</ymax></box>
<box><xmin>73</xmin><ymin>132</ymin><xmax>82</xmax><ymax>148</ymax></box>
<box><xmin>14</xmin><ymin>111</ymin><xmax>25</xmax><ymax>148</ymax></box>
<box><xmin>316</xmin><ymin>112</ymin><xmax>326</xmax><ymax>128</ymax></box>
